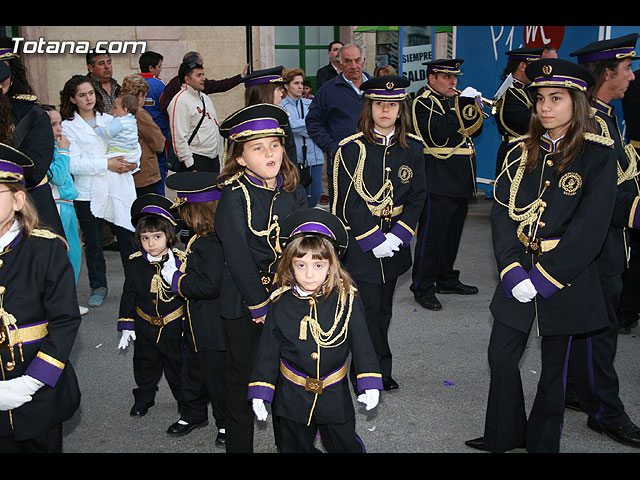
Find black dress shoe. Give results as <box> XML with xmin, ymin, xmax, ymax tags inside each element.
<box><xmin>465</xmin><ymin>436</ymin><xmax>525</xmax><ymax>452</ymax></box>
<box><xmin>436</xmin><ymin>281</ymin><xmax>479</xmax><ymax>295</ymax></box>
<box><xmin>414</xmin><ymin>294</ymin><xmax>442</xmax><ymax>311</ymax></box>
<box><xmin>383</xmin><ymin>378</ymin><xmax>399</xmax><ymax>391</ymax></box>
<box><xmin>215</xmin><ymin>430</ymin><xmax>226</xmax><ymax>447</ymax></box>
<box><xmin>130</xmin><ymin>401</ymin><xmax>154</xmax><ymax>417</ymax></box>
<box><xmin>587</xmin><ymin>417</ymin><xmax>640</xmax><ymax>447</ymax></box>
<box><xmin>166</xmin><ymin>419</ymin><xmax>209</xmax><ymax>437</ymax></box>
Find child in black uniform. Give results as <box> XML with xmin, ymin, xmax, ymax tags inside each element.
<box><xmin>162</xmin><ymin>171</ymin><xmax>227</xmax><ymax>447</ymax></box>
<box><xmin>117</xmin><ymin>193</ymin><xmax>187</xmax><ymax>419</ymax></box>
<box><xmin>215</xmin><ymin>103</ymin><xmax>307</xmax><ymax>452</ymax></box>
<box><xmin>248</xmin><ymin>207</ymin><xmax>383</xmax><ymax>453</ymax></box>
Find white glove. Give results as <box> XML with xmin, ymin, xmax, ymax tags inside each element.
<box><xmin>357</xmin><ymin>389</ymin><xmax>380</xmax><ymax>411</ymax></box>
<box><xmin>161</xmin><ymin>249</ymin><xmax>178</xmax><ymax>284</ymax></box>
<box><xmin>252</xmin><ymin>398</ymin><xmax>268</xmax><ymax>421</ymax></box>
<box><xmin>385</xmin><ymin>233</ymin><xmax>403</xmax><ymax>250</ymax></box>
<box><xmin>511</xmin><ymin>278</ymin><xmax>538</xmax><ymax>303</ymax></box>
<box><xmin>0</xmin><ymin>375</ymin><xmax>44</xmax><ymax>411</ymax></box>
<box><xmin>459</xmin><ymin>86</ymin><xmax>482</xmax><ymax>98</ymax></box>
<box><xmin>118</xmin><ymin>330</ymin><xmax>136</xmax><ymax>349</ymax></box>
<box><xmin>372</xmin><ymin>239</ymin><xmax>396</xmax><ymax>259</ymax></box>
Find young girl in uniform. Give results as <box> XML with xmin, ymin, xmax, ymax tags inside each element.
<box><xmin>215</xmin><ymin>103</ymin><xmax>307</xmax><ymax>453</ymax></box>
<box><xmin>331</xmin><ymin>76</ymin><xmax>427</xmax><ymax>391</ymax></box>
<box><xmin>465</xmin><ymin>59</ymin><xmax>619</xmax><ymax>453</ymax></box>
<box><xmin>0</xmin><ymin>143</ymin><xmax>81</xmax><ymax>453</ymax></box>
<box><xmin>248</xmin><ymin>207</ymin><xmax>383</xmax><ymax>453</ymax></box>
<box><xmin>117</xmin><ymin>193</ymin><xmax>186</xmax><ymax>420</ymax></box>
<box><xmin>161</xmin><ymin>171</ymin><xmax>226</xmax><ymax>447</ymax></box>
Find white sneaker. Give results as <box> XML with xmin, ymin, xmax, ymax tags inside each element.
<box><xmin>79</xmin><ymin>306</ymin><xmax>89</xmax><ymax>316</ymax></box>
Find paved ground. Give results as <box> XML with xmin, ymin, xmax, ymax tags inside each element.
<box><xmin>61</xmin><ymin>197</ymin><xmax>640</xmax><ymax>454</ymax></box>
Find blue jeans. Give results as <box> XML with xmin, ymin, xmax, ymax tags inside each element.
<box><xmin>74</xmin><ymin>201</ymin><xmax>137</xmax><ymax>290</ymax></box>
<box><xmin>305</xmin><ymin>164</ymin><xmax>324</xmax><ymax>207</ymax></box>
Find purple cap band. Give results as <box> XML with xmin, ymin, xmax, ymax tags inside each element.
<box><xmin>180</xmin><ymin>190</ymin><xmax>221</xmax><ymax>203</ymax></box>
<box><xmin>0</xmin><ymin>159</ymin><xmax>26</xmax><ymax>184</ymax></box>
<box><xmin>530</xmin><ymin>75</ymin><xmax>589</xmax><ymax>92</ymax></box>
<box><xmin>244</xmin><ymin>75</ymin><xmax>283</xmax><ymax>87</ymax></box>
<box><xmin>140</xmin><ymin>205</ymin><xmax>176</xmax><ymax>225</ymax></box>
<box><xmin>229</xmin><ymin>118</ymin><xmax>283</xmax><ymax>141</ymax></box>
<box><xmin>577</xmin><ymin>47</ymin><xmax>636</xmax><ymax>64</ymax></box>
<box><xmin>291</xmin><ymin>222</ymin><xmax>336</xmax><ymax>240</ymax></box>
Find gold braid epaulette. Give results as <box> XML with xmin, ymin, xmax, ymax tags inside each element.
<box><xmin>129</xmin><ymin>251</ymin><xmax>142</xmax><ymax>260</ymax></box>
<box><xmin>338</xmin><ymin>132</ymin><xmax>364</xmax><ymax>147</ymax></box>
<box><xmin>584</xmin><ymin>132</ymin><xmax>614</xmax><ymax>147</ymax></box>
<box><xmin>171</xmin><ymin>247</ymin><xmax>187</xmax><ymax>263</ymax></box>
<box><xmin>407</xmin><ymin>133</ymin><xmax>425</xmax><ymax>147</ymax></box>
<box><xmin>269</xmin><ymin>284</ymin><xmax>292</xmax><ymax>302</ymax></box>
<box><xmin>31</xmin><ymin>228</ymin><xmax>70</xmax><ymax>252</ymax></box>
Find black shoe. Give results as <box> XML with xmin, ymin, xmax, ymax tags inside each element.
<box><xmin>130</xmin><ymin>401</ymin><xmax>154</xmax><ymax>417</ymax></box>
<box><xmin>618</xmin><ymin>321</ymin><xmax>637</xmax><ymax>335</ymax></box>
<box><xmin>587</xmin><ymin>417</ymin><xmax>640</xmax><ymax>448</ymax></box>
<box><xmin>414</xmin><ymin>294</ymin><xmax>442</xmax><ymax>311</ymax></box>
<box><xmin>465</xmin><ymin>436</ymin><xmax>525</xmax><ymax>452</ymax></box>
<box><xmin>215</xmin><ymin>430</ymin><xmax>226</xmax><ymax>447</ymax></box>
<box><xmin>383</xmin><ymin>378</ymin><xmax>399</xmax><ymax>391</ymax></box>
<box><xmin>167</xmin><ymin>419</ymin><xmax>209</xmax><ymax>437</ymax></box>
<box><xmin>436</xmin><ymin>281</ymin><xmax>479</xmax><ymax>295</ymax></box>
<box><xmin>565</xmin><ymin>399</ymin><xmax>583</xmax><ymax>412</ymax></box>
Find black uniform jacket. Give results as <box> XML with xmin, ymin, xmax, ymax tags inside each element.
<box><xmin>411</xmin><ymin>84</ymin><xmax>483</xmax><ymax>198</ymax></box>
<box><xmin>593</xmin><ymin>99</ymin><xmax>640</xmax><ymax>276</ymax></box>
<box><xmin>117</xmin><ymin>249</ymin><xmax>186</xmax><ymax>344</ymax></box>
<box><xmin>332</xmin><ymin>132</ymin><xmax>427</xmax><ymax>284</ymax></box>
<box><xmin>170</xmin><ymin>234</ymin><xmax>226</xmax><ymax>352</ymax></box>
<box><xmin>248</xmin><ymin>285</ymin><xmax>382</xmax><ymax>425</ymax></box>
<box><xmin>490</xmin><ymin>134</ymin><xmax>617</xmax><ymax>336</ymax></box>
<box><xmin>215</xmin><ymin>169</ymin><xmax>307</xmax><ymax>320</ymax></box>
<box><xmin>494</xmin><ymin>78</ymin><xmax>533</xmax><ymax>171</ymax></box>
<box><xmin>0</xmin><ymin>228</ymin><xmax>81</xmax><ymax>441</ymax></box>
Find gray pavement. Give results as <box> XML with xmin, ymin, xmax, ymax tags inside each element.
<box><xmin>62</xmin><ymin>197</ymin><xmax>640</xmax><ymax>453</ymax></box>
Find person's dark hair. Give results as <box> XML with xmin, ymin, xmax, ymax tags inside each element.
<box><xmin>135</xmin><ymin>215</ymin><xmax>177</xmax><ymax>250</ymax></box>
<box><xmin>0</xmin><ymin>88</ymin><xmax>13</xmax><ymax>144</ymax></box>
<box><xmin>59</xmin><ymin>74</ymin><xmax>105</xmax><ymax>120</ymax></box>
<box><xmin>582</xmin><ymin>58</ymin><xmax>624</xmax><ymax>106</ymax></box>
<box><xmin>86</xmin><ymin>51</ymin><xmax>111</xmax><ymax>68</ymax></box>
<box><xmin>5</xmin><ymin>60</ymin><xmax>33</xmax><ymax>98</ymax></box>
<box><xmin>244</xmin><ymin>82</ymin><xmax>283</xmax><ymax>106</ymax></box>
<box><xmin>178</xmin><ymin>201</ymin><xmax>218</xmax><ymax>236</ymax></box>
<box><xmin>117</xmin><ymin>94</ymin><xmax>139</xmax><ymax>115</ymax></box>
<box><xmin>328</xmin><ymin>41</ymin><xmax>344</xmax><ymax>51</ymax></box>
<box><xmin>178</xmin><ymin>61</ymin><xmax>203</xmax><ymax>84</ymax></box>
<box><xmin>182</xmin><ymin>51</ymin><xmax>202</xmax><ymax>64</ymax></box>
<box><xmin>138</xmin><ymin>51</ymin><xmax>164</xmax><ymax>73</ymax></box>
<box><xmin>523</xmin><ymin>87</ymin><xmax>597</xmax><ymax>174</ymax></box>
<box><xmin>357</xmin><ymin>98</ymin><xmax>412</xmax><ymax>148</ymax></box>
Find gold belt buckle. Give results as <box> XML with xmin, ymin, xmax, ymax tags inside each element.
<box><xmin>149</xmin><ymin>316</ymin><xmax>164</xmax><ymax>327</ymax></box>
<box><xmin>526</xmin><ymin>238</ymin><xmax>543</xmax><ymax>256</ymax></box>
<box><xmin>0</xmin><ymin>325</ymin><xmax>10</xmax><ymax>350</ymax></box>
<box><xmin>305</xmin><ymin>377</ymin><xmax>324</xmax><ymax>395</ymax></box>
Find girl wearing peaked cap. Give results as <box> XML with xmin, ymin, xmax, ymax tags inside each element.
<box><xmin>0</xmin><ymin>143</ymin><xmax>81</xmax><ymax>452</ymax></box>
<box><xmin>161</xmin><ymin>171</ymin><xmax>227</xmax><ymax>447</ymax></box>
<box><xmin>214</xmin><ymin>103</ymin><xmax>307</xmax><ymax>453</ymax></box>
<box><xmin>466</xmin><ymin>58</ymin><xmax>620</xmax><ymax>453</ymax></box>
<box><xmin>117</xmin><ymin>193</ymin><xmax>187</xmax><ymax>421</ymax></box>
<box><xmin>332</xmin><ymin>75</ymin><xmax>427</xmax><ymax>392</ymax></box>
<box><xmin>248</xmin><ymin>207</ymin><xmax>383</xmax><ymax>453</ymax></box>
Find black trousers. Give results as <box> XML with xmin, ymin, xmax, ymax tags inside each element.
<box><xmin>277</xmin><ymin>415</ymin><xmax>365</xmax><ymax>453</ymax></box>
<box><xmin>352</xmin><ymin>278</ymin><xmax>397</xmax><ymax>382</ymax></box>
<box><xmin>567</xmin><ymin>274</ymin><xmax>629</xmax><ymax>428</ymax></box>
<box><xmin>222</xmin><ymin>315</ymin><xmax>263</xmax><ymax>453</ymax></box>
<box><xmin>411</xmin><ymin>193</ymin><xmax>469</xmax><ymax>297</ymax></box>
<box><xmin>0</xmin><ymin>423</ymin><xmax>62</xmax><ymax>453</ymax></box>
<box><xmin>618</xmin><ymin>229</ymin><xmax>640</xmax><ymax>328</ymax></box>
<box><xmin>132</xmin><ymin>330</ymin><xmax>185</xmax><ymax>415</ymax></box>
<box><xmin>483</xmin><ymin>320</ymin><xmax>572</xmax><ymax>453</ymax></box>
<box><xmin>179</xmin><ymin>343</ymin><xmax>226</xmax><ymax>429</ymax></box>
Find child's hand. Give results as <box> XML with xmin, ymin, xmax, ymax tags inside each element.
<box><xmin>357</xmin><ymin>389</ymin><xmax>380</xmax><ymax>411</ymax></box>
<box><xmin>252</xmin><ymin>398</ymin><xmax>268</xmax><ymax>421</ymax></box>
<box><xmin>118</xmin><ymin>330</ymin><xmax>136</xmax><ymax>349</ymax></box>
<box><xmin>56</xmin><ymin>134</ymin><xmax>70</xmax><ymax>150</ymax></box>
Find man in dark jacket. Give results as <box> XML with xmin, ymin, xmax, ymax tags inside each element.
<box><xmin>315</xmin><ymin>41</ymin><xmax>343</xmax><ymax>90</ymax></box>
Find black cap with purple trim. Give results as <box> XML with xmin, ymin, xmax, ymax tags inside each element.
<box><xmin>278</xmin><ymin>207</ymin><xmax>349</xmax><ymax>256</ymax></box>
<box><xmin>130</xmin><ymin>193</ymin><xmax>178</xmax><ymax>228</ymax></box>
<box><xmin>360</xmin><ymin>75</ymin><xmax>410</xmax><ymax>101</ymax></box>
<box><xmin>242</xmin><ymin>66</ymin><xmax>286</xmax><ymax>88</ymax></box>
<box><xmin>570</xmin><ymin>33</ymin><xmax>639</xmax><ymax>64</ymax></box>
<box><xmin>0</xmin><ymin>143</ymin><xmax>34</xmax><ymax>186</ymax></box>
<box><xmin>165</xmin><ymin>171</ymin><xmax>221</xmax><ymax>208</ymax></box>
<box><xmin>505</xmin><ymin>47</ymin><xmax>546</xmax><ymax>62</ymax></box>
<box><xmin>525</xmin><ymin>58</ymin><xmax>595</xmax><ymax>93</ymax></box>
<box><xmin>219</xmin><ymin>103</ymin><xmax>289</xmax><ymax>144</ymax></box>
<box><xmin>0</xmin><ymin>35</ymin><xmax>18</xmax><ymax>61</ymax></box>
<box><xmin>422</xmin><ymin>58</ymin><xmax>464</xmax><ymax>76</ymax></box>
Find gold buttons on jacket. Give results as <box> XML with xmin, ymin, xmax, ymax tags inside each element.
<box><xmin>0</xmin><ymin>286</ymin><xmax>5</xmax><ymax>295</ymax></box>
<box><xmin>311</xmin><ymin>352</ymin><xmax>318</xmax><ymax>360</ymax></box>
<box><xmin>546</xmin><ymin>159</ymin><xmax>554</xmax><ymax>167</ymax></box>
